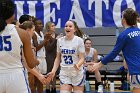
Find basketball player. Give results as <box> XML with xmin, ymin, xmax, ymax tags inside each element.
<box><xmin>47</xmin><ymin>20</ymin><xmax>85</xmax><ymax>93</ymax></box>
<box><xmin>19</xmin><ymin>21</ymin><xmax>50</xmax><ymax>93</ymax></box>
<box><xmin>84</xmin><ymin>38</ymin><xmax>103</xmax><ymax>91</ymax></box>
<box><xmin>91</xmin><ymin>8</ymin><xmax>140</xmax><ymax>93</ymax></box>
<box><xmin>0</xmin><ymin>0</ymin><xmax>39</xmax><ymax>93</ymax></box>
<box><xmin>32</xmin><ymin>19</ymin><xmax>49</xmax><ymax>93</ymax></box>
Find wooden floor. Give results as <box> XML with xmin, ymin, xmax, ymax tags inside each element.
<box><xmin>41</xmin><ymin>80</ymin><xmax>132</xmax><ymax>93</ymax></box>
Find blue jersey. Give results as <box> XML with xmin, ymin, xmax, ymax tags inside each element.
<box><xmin>101</xmin><ymin>27</ymin><xmax>140</xmax><ymax>75</ymax></box>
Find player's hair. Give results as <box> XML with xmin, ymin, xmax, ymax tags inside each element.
<box><xmin>69</xmin><ymin>20</ymin><xmax>84</xmax><ymax>38</ymax></box>
<box><xmin>12</xmin><ymin>20</ymin><xmax>18</xmax><ymax>25</ymax></box>
<box><xmin>45</xmin><ymin>21</ymin><xmax>53</xmax><ymax>31</ymax></box>
<box><xmin>123</xmin><ymin>8</ymin><xmax>138</xmax><ymax>26</ymax></box>
<box><xmin>19</xmin><ymin>14</ymin><xmax>31</xmax><ymax>24</ymax></box>
<box><xmin>19</xmin><ymin>21</ymin><xmax>34</xmax><ymax>30</ymax></box>
<box><xmin>84</xmin><ymin>38</ymin><xmax>92</xmax><ymax>44</ymax></box>
<box><xmin>0</xmin><ymin>0</ymin><xmax>15</xmax><ymax>32</ymax></box>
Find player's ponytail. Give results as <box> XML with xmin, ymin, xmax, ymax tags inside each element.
<box><xmin>0</xmin><ymin>17</ymin><xmax>7</xmax><ymax>32</ymax></box>
<box><xmin>0</xmin><ymin>0</ymin><xmax>15</xmax><ymax>32</ymax></box>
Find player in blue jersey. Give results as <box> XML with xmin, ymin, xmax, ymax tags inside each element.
<box><xmin>0</xmin><ymin>0</ymin><xmax>39</xmax><ymax>93</ymax></box>
<box><xmin>91</xmin><ymin>8</ymin><xmax>140</xmax><ymax>93</ymax></box>
<box><xmin>47</xmin><ymin>20</ymin><xmax>85</xmax><ymax>93</ymax></box>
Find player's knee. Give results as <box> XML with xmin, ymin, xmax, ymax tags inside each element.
<box><xmin>60</xmin><ymin>90</ymin><xmax>71</xmax><ymax>93</ymax></box>
<box><xmin>73</xmin><ymin>90</ymin><xmax>83</xmax><ymax>93</ymax></box>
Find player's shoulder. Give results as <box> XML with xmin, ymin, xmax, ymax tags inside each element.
<box><xmin>74</xmin><ymin>35</ymin><xmax>84</xmax><ymax>42</ymax></box>
<box><xmin>57</xmin><ymin>36</ymin><xmax>65</xmax><ymax>42</ymax></box>
<box><xmin>16</xmin><ymin>27</ymin><xmax>30</xmax><ymax>43</ymax></box>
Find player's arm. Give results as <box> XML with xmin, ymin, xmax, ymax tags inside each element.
<box><xmin>76</xmin><ymin>52</ymin><xmax>85</xmax><ymax>69</ymax></box>
<box><xmin>16</xmin><ymin>27</ymin><xmax>39</xmax><ymax>68</ymax></box>
<box><xmin>123</xmin><ymin>59</ymin><xmax>128</xmax><ymax>69</ymax></box>
<box><xmin>101</xmin><ymin>33</ymin><xmax>127</xmax><ymax>65</ymax></box>
<box><xmin>23</xmin><ymin>60</ymin><xmax>48</xmax><ymax>84</ymax></box>
<box><xmin>46</xmin><ymin>52</ymin><xmax>61</xmax><ymax>82</ymax></box>
<box><xmin>75</xmin><ymin>38</ymin><xmax>85</xmax><ymax>69</ymax></box>
<box><xmin>93</xmin><ymin>49</ymin><xmax>98</xmax><ymax>62</ymax></box>
<box><xmin>51</xmin><ymin>52</ymin><xmax>61</xmax><ymax>73</ymax></box>
<box><xmin>32</xmin><ymin>33</ymin><xmax>48</xmax><ymax>51</ymax></box>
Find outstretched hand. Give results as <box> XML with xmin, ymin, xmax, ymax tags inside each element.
<box><xmin>74</xmin><ymin>64</ymin><xmax>80</xmax><ymax>71</ymax></box>
<box><xmin>45</xmin><ymin>72</ymin><xmax>55</xmax><ymax>83</ymax></box>
<box><xmin>90</xmin><ymin>62</ymin><xmax>103</xmax><ymax>72</ymax></box>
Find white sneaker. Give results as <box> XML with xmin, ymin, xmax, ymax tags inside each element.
<box><xmin>98</xmin><ymin>85</ymin><xmax>103</xmax><ymax>92</ymax></box>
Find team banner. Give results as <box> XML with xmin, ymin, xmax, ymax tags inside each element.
<box><xmin>14</xmin><ymin>0</ymin><xmax>140</xmax><ymax>28</ymax></box>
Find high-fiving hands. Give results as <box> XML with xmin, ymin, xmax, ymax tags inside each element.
<box><xmin>45</xmin><ymin>71</ymin><xmax>55</xmax><ymax>83</ymax></box>
<box><xmin>87</xmin><ymin>61</ymin><xmax>103</xmax><ymax>72</ymax></box>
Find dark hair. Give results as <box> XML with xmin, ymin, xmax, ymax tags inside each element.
<box><xmin>19</xmin><ymin>21</ymin><xmax>34</xmax><ymax>30</ymax></box>
<box><xmin>12</xmin><ymin>20</ymin><xmax>18</xmax><ymax>25</ymax></box>
<box><xmin>69</xmin><ymin>20</ymin><xmax>84</xmax><ymax>38</ymax></box>
<box><xmin>84</xmin><ymin>38</ymin><xmax>92</xmax><ymax>44</ymax></box>
<box><xmin>0</xmin><ymin>0</ymin><xmax>15</xmax><ymax>32</ymax></box>
<box><xmin>19</xmin><ymin>14</ymin><xmax>31</xmax><ymax>24</ymax></box>
<box><xmin>123</xmin><ymin>8</ymin><xmax>138</xmax><ymax>26</ymax></box>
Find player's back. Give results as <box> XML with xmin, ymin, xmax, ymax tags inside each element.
<box><xmin>121</xmin><ymin>27</ymin><xmax>140</xmax><ymax>74</ymax></box>
<box><xmin>0</xmin><ymin>24</ymin><xmax>23</xmax><ymax>70</ymax></box>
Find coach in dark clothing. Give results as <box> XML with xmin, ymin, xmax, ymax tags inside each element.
<box><xmin>45</xmin><ymin>22</ymin><xmax>58</xmax><ymax>93</ymax></box>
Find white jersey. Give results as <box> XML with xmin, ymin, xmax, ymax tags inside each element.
<box><xmin>34</xmin><ymin>31</ymin><xmax>45</xmax><ymax>58</ymax></box>
<box><xmin>57</xmin><ymin>35</ymin><xmax>85</xmax><ymax>67</ymax></box>
<box><xmin>137</xmin><ymin>22</ymin><xmax>140</xmax><ymax>28</ymax></box>
<box><xmin>0</xmin><ymin>24</ymin><xmax>23</xmax><ymax>70</ymax></box>
<box><xmin>85</xmin><ymin>48</ymin><xmax>94</xmax><ymax>62</ymax></box>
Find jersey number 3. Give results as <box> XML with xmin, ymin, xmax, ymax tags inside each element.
<box><xmin>63</xmin><ymin>55</ymin><xmax>73</xmax><ymax>64</ymax></box>
<box><xmin>0</xmin><ymin>36</ymin><xmax>12</xmax><ymax>51</ymax></box>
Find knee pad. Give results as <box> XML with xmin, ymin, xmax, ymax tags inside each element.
<box><xmin>73</xmin><ymin>90</ymin><xmax>83</xmax><ymax>93</ymax></box>
<box><xmin>60</xmin><ymin>90</ymin><xmax>71</xmax><ymax>93</ymax></box>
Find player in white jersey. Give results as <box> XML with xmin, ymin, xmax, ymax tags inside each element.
<box><xmin>32</xmin><ymin>19</ymin><xmax>50</xmax><ymax>93</ymax></box>
<box><xmin>0</xmin><ymin>0</ymin><xmax>39</xmax><ymax>93</ymax></box>
<box><xmin>47</xmin><ymin>20</ymin><xmax>85</xmax><ymax>93</ymax></box>
<box><xmin>19</xmin><ymin>21</ymin><xmax>50</xmax><ymax>93</ymax></box>
<box><xmin>84</xmin><ymin>38</ymin><xmax>103</xmax><ymax>92</ymax></box>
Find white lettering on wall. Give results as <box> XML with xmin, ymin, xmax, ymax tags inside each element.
<box><xmin>69</xmin><ymin>0</ymin><xmax>86</xmax><ymax>27</ymax></box>
<box><xmin>113</xmin><ymin>0</ymin><xmax>135</xmax><ymax>27</ymax></box>
<box><xmin>88</xmin><ymin>0</ymin><xmax>109</xmax><ymax>27</ymax></box>
<box><xmin>42</xmin><ymin>0</ymin><xmax>61</xmax><ymax>27</ymax></box>
<box><xmin>14</xmin><ymin>1</ymin><xmax>24</xmax><ymax>20</ymax></box>
<box><xmin>27</xmin><ymin>1</ymin><xmax>37</xmax><ymax>17</ymax></box>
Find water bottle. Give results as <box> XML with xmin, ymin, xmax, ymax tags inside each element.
<box><xmin>110</xmin><ymin>81</ymin><xmax>114</xmax><ymax>92</ymax></box>
<box><xmin>85</xmin><ymin>80</ymin><xmax>90</xmax><ymax>92</ymax></box>
<box><xmin>115</xmin><ymin>27</ymin><xmax>119</xmax><ymax>37</ymax></box>
<box><xmin>98</xmin><ymin>85</ymin><xmax>103</xmax><ymax>92</ymax></box>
